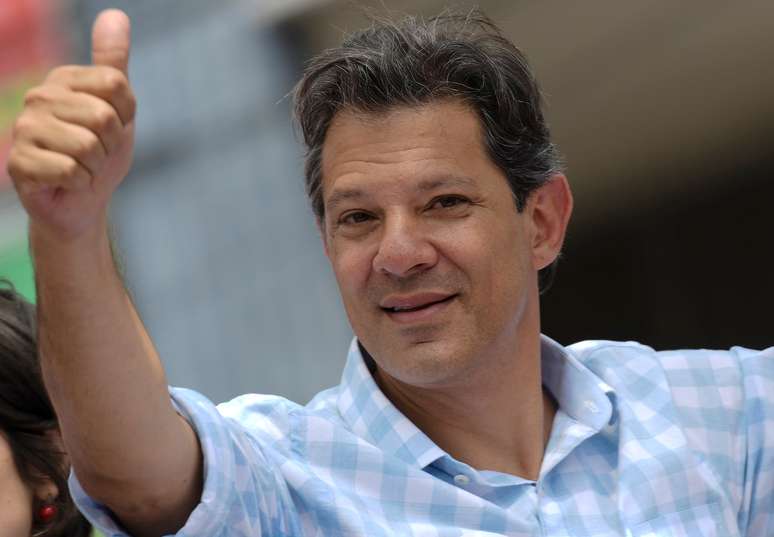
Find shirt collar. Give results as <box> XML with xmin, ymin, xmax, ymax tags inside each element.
<box><xmin>541</xmin><ymin>335</ymin><xmax>618</xmax><ymax>432</ymax></box>
<box><xmin>336</xmin><ymin>335</ymin><xmax>619</xmax><ymax>469</ymax></box>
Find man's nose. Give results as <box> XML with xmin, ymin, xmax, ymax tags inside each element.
<box><xmin>372</xmin><ymin>216</ymin><xmax>438</xmax><ymax>278</ymax></box>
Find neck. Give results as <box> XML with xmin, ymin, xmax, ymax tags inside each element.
<box><xmin>374</xmin><ymin>333</ymin><xmax>556</xmax><ymax>480</ymax></box>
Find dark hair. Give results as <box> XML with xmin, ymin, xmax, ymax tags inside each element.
<box><xmin>294</xmin><ymin>9</ymin><xmax>563</xmax><ymax>292</ymax></box>
<box><xmin>0</xmin><ymin>282</ymin><xmax>91</xmax><ymax>537</ymax></box>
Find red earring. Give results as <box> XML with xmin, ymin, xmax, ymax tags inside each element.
<box><xmin>37</xmin><ymin>503</ymin><xmax>58</xmax><ymax>524</ymax></box>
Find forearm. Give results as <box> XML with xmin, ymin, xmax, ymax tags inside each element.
<box><xmin>7</xmin><ymin>10</ymin><xmax>205</xmax><ymax>534</ymax></box>
<box><xmin>31</xmin><ymin>221</ymin><xmax>201</xmax><ymax>535</ymax></box>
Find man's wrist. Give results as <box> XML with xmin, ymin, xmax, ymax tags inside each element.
<box><xmin>29</xmin><ymin>217</ymin><xmax>115</xmax><ymax>276</ymax></box>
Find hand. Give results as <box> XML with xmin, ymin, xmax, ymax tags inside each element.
<box><xmin>6</xmin><ymin>10</ymin><xmax>135</xmax><ymax>241</ymax></box>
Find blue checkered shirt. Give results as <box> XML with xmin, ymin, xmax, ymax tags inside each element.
<box><xmin>72</xmin><ymin>337</ymin><xmax>774</xmax><ymax>536</ymax></box>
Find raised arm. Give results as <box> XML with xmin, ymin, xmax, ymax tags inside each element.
<box><xmin>6</xmin><ymin>10</ymin><xmax>201</xmax><ymax>536</ymax></box>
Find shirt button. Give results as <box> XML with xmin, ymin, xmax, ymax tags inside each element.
<box><xmin>453</xmin><ymin>474</ymin><xmax>470</xmax><ymax>486</ymax></box>
<box><xmin>583</xmin><ymin>400</ymin><xmax>599</xmax><ymax>413</ymax></box>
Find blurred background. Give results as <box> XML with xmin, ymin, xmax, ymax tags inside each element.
<box><xmin>1</xmin><ymin>0</ymin><xmax>771</xmax><ymax>404</ymax></box>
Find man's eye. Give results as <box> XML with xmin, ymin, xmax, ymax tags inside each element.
<box><xmin>431</xmin><ymin>196</ymin><xmax>469</xmax><ymax>209</ymax></box>
<box><xmin>341</xmin><ymin>211</ymin><xmax>373</xmax><ymax>225</ymax></box>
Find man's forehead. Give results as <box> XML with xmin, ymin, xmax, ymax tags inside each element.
<box><xmin>323</xmin><ymin>100</ymin><xmax>481</xmax><ymax>151</ymax></box>
<box><xmin>320</xmin><ymin>101</ymin><xmax>487</xmax><ymax>176</ymax></box>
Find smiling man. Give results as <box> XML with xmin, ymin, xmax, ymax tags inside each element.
<box><xmin>318</xmin><ymin>101</ymin><xmax>565</xmax><ymax>483</ymax></box>
<box><xmin>6</xmin><ymin>8</ymin><xmax>774</xmax><ymax>537</ymax></box>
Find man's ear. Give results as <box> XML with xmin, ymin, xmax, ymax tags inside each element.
<box><xmin>527</xmin><ymin>173</ymin><xmax>573</xmax><ymax>271</ymax></box>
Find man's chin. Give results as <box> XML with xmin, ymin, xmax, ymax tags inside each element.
<box><xmin>395</xmin><ymin>322</ymin><xmax>447</xmax><ymax>345</ymax></box>
<box><xmin>375</xmin><ymin>336</ymin><xmax>474</xmax><ymax>387</ymax></box>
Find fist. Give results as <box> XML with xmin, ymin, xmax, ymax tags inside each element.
<box><xmin>6</xmin><ymin>10</ymin><xmax>135</xmax><ymax>240</ymax></box>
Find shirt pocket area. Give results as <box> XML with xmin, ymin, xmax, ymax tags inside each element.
<box><xmin>627</xmin><ymin>502</ymin><xmax>738</xmax><ymax>537</ymax></box>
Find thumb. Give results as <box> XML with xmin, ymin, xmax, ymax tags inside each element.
<box><xmin>91</xmin><ymin>9</ymin><xmax>131</xmax><ymax>74</ymax></box>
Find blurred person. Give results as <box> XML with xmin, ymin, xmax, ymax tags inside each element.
<box><xmin>0</xmin><ymin>281</ymin><xmax>92</xmax><ymax>537</ymax></box>
<box><xmin>5</xmin><ymin>7</ymin><xmax>774</xmax><ymax>537</ymax></box>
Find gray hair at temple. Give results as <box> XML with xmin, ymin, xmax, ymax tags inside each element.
<box><xmin>293</xmin><ymin>9</ymin><xmax>564</xmax><ymax>292</ymax></box>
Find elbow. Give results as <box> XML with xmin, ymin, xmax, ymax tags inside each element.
<box><xmin>75</xmin><ymin>461</ymin><xmax>202</xmax><ymax>536</ymax></box>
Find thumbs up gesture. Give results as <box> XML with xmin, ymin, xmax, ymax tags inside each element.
<box><xmin>7</xmin><ymin>10</ymin><xmax>135</xmax><ymax>240</ymax></box>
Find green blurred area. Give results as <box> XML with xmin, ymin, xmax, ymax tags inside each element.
<box><xmin>0</xmin><ymin>73</ymin><xmax>36</xmax><ymax>129</ymax></box>
<box><xmin>0</xmin><ymin>238</ymin><xmax>35</xmax><ymax>302</ymax></box>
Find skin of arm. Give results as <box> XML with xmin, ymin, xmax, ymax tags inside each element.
<box><xmin>7</xmin><ymin>10</ymin><xmax>202</xmax><ymax>536</ymax></box>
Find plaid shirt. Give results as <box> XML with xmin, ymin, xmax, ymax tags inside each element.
<box><xmin>73</xmin><ymin>337</ymin><xmax>774</xmax><ymax>536</ymax></box>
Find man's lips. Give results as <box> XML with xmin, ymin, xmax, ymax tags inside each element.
<box><xmin>379</xmin><ymin>292</ymin><xmax>457</xmax><ymax>323</ymax></box>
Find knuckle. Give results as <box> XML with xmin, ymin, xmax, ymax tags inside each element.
<box><xmin>85</xmin><ymin>133</ymin><xmax>102</xmax><ymax>157</ymax></box>
<box><xmin>23</xmin><ymin>86</ymin><xmax>52</xmax><ymax>106</ymax></box>
<box><xmin>59</xmin><ymin>158</ymin><xmax>81</xmax><ymax>181</ymax></box>
<box><xmin>101</xmin><ymin>68</ymin><xmax>128</xmax><ymax>93</ymax></box>
<box><xmin>11</xmin><ymin>114</ymin><xmax>35</xmax><ymax>139</ymax></box>
<box><xmin>74</xmin><ymin>134</ymin><xmax>100</xmax><ymax>160</ymax></box>
<box><xmin>45</xmin><ymin>64</ymin><xmax>77</xmax><ymax>83</ymax></box>
<box><xmin>5</xmin><ymin>149</ymin><xmax>24</xmax><ymax>178</ymax></box>
<box><xmin>93</xmin><ymin>105</ymin><xmax>119</xmax><ymax>132</ymax></box>
<box><xmin>7</xmin><ymin>152</ymin><xmax>39</xmax><ymax>188</ymax></box>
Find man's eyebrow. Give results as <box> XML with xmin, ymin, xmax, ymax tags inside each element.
<box><xmin>325</xmin><ymin>175</ymin><xmax>479</xmax><ymax>212</ymax></box>
<box><xmin>325</xmin><ymin>188</ymin><xmax>367</xmax><ymax>213</ymax></box>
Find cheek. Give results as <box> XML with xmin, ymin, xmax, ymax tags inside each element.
<box><xmin>446</xmin><ymin>216</ymin><xmax>522</xmax><ymax>270</ymax></box>
<box><xmin>463</xmin><ymin>218</ymin><xmax>532</xmax><ymax>300</ymax></box>
<box><xmin>330</xmin><ymin>243</ymin><xmax>373</xmax><ymax>305</ymax></box>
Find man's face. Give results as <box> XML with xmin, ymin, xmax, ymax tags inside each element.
<box><xmin>320</xmin><ymin>100</ymin><xmax>542</xmax><ymax>387</ymax></box>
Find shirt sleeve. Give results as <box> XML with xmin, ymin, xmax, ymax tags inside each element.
<box><xmin>69</xmin><ymin>387</ymin><xmax>303</xmax><ymax>536</ymax></box>
<box><xmin>736</xmin><ymin>345</ymin><xmax>774</xmax><ymax>536</ymax></box>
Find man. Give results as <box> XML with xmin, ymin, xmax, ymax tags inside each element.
<box><xmin>6</xmin><ymin>8</ymin><xmax>773</xmax><ymax>537</ymax></box>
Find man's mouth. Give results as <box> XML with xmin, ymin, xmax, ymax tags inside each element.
<box><xmin>379</xmin><ymin>293</ymin><xmax>457</xmax><ymax>321</ymax></box>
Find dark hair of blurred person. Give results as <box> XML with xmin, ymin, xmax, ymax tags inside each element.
<box><xmin>0</xmin><ymin>281</ymin><xmax>92</xmax><ymax>537</ymax></box>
